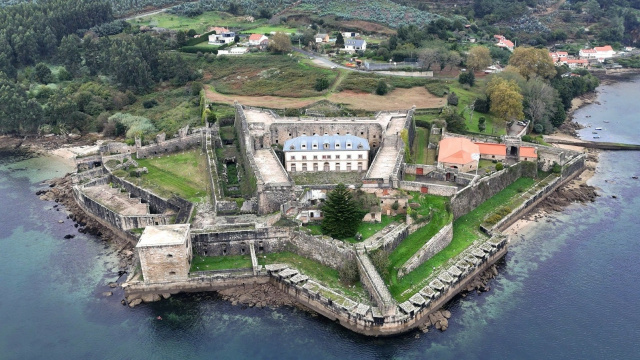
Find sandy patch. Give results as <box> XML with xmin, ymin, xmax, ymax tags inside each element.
<box><xmin>206</xmin><ymin>87</ymin><xmax>445</xmax><ymax>110</ymax></box>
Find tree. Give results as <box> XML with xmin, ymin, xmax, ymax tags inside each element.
<box><xmin>321</xmin><ymin>183</ymin><xmax>363</xmax><ymax>239</ymax></box>
<box><xmin>458</xmin><ymin>71</ymin><xmax>475</xmax><ymax>86</ymax></box>
<box><xmin>268</xmin><ymin>32</ymin><xmax>292</xmax><ymax>53</ymax></box>
<box><xmin>466</xmin><ymin>46</ymin><xmax>491</xmax><ymax>72</ymax></box>
<box><xmin>419</xmin><ymin>48</ymin><xmax>440</xmax><ymax>71</ymax></box>
<box><xmin>35</xmin><ymin>63</ymin><xmax>53</xmax><ymax>84</ymax></box>
<box><xmin>522</xmin><ymin>77</ymin><xmax>557</xmax><ymax>132</ymax></box>
<box><xmin>176</xmin><ymin>30</ymin><xmax>187</xmax><ymax>47</ymax></box>
<box><xmin>57</xmin><ymin>34</ymin><xmax>82</xmax><ymax>75</ymax></box>
<box><xmin>338</xmin><ymin>258</ymin><xmax>359</xmax><ymax>285</ymax></box>
<box><xmin>187</xmin><ymin>29</ymin><xmax>197</xmax><ymax>37</ymax></box>
<box><xmin>486</xmin><ymin>77</ymin><xmax>524</xmax><ymax>127</ymax></box>
<box><xmin>335</xmin><ymin>32</ymin><xmax>344</xmax><ymax>48</ymax></box>
<box><xmin>441</xmin><ymin>106</ymin><xmax>467</xmax><ymax>133</ymax></box>
<box><xmin>508</xmin><ymin>47</ymin><xmax>557</xmax><ymax>79</ymax></box>
<box><xmin>376</xmin><ymin>80</ymin><xmax>388</xmax><ymax>95</ymax></box>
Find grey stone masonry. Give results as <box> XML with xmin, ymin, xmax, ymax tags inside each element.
<box><xmin>249</xmin><ymin>242</ymin><xmax>259</xmax><ymax>275</ymax></box>
<box><xmin>409</xmin><ymin>293</ymin><xmax>427</xmax><ymax>307</ymax></box>
<box><xmin>419</xmin><ymin>286</ymin><xmax>437</xmax><ymax>299</ymax></box>
<box><xmin>265</xmin><ymin>264</ymin><xmax>288</xmax><ymax>272</ymax></box>
<box><xmin>356</xmin><ymin>251</ymin><xmax>396</xmax><ymax>314</ymax></box>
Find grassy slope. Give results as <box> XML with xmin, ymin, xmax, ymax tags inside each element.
<box><xmin>196</xmin><ymin>55</ymin><xmax>337</xmax><ymax>98</ymax></box>
<box><xmin>390</xmin><ymin>177</ymin><xmax>535</xmax><ymax>301</ymax></box>
<box><xmin>448</xmin><ymin>82</ymin><xmax>505</xmax><ymax>136</ymax></box>
<box><xmin>257</xmin><ymin>252</ymin><xmax>368</xmax><ymax>301</ymax></box>
<box><xmin>304</xmin><ymin>214</ymin><xmax>403</xmax><ymax>243</ymax></box>
<box><xmin>128</xmin><ymin>88</ymin><xmax>202</xmax><ymax>136</ymax></box>
<box><xmin>386</xmin><ymin>194</ymin><xmax>451</xmax><ymax>289</ymax></box>
<box><xmin>131</xmin><ymin>150</ymin><xmax>210</xmax><ymax>202</ymax></box>
<box><xmin>412</xmin><ymin>127</ymin><xmax>429</xmax><ymax>164</ymax></box>
<box><xmin>132</xmin><ymin>11</ymin><xmax>277</xmax><ymax>33</ymax></box>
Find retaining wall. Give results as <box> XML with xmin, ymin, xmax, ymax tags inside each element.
<box><xmin>136</xmin><ymin>132</ymin><xmax>203</xmax><ymax>159</ymax></box>
<box><xmin>398</xmin><ymin>223</ymin><xmax>453</xmax><ymax>277</ymax></box>
<box><xmin>398</xmin><ymin>181</ymin><xmax>458</xmax><ymax>196</ymax></box>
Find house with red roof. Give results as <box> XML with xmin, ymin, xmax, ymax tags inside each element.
<box><xmin>579</xmin><ymin>45</ymin><xmax>615</xmax><ymax>62</ymax></box>
<box><xmin>248</xmin><ymin>34</ymin><xmax>268</xmax><ymax>46</ymax></box>
<box><xmin>549</xmin><ymin>51</ymin><xmax>569</xmax><ymax>64</ymax></box>
<box><xmin>438</xmin><ymin>137</ymin><xmax>480</xmax><ymax>172</ymax></box>
<box><xmin>494</xmin><ymin>35</ymin><xmax>514</xmax><ymax>52</ymax></box>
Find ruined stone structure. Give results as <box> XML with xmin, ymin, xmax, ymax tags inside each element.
<box><xmin>136</xmin><ymin>224</ymin><xmax>192</xmax><ymax>283</ymax></box>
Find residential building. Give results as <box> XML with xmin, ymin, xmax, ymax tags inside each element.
<box><xmin>566</xmin><ymin>59</ymin><xmax>588</xmax><ymax>69</ymax></box>
<box><xmin>475</xmin><ymin>143</ymin><xmax>537</xmax><ymax>162</ymax></box>
<box><xmin>248</xmin><ymin>33</ymin><xmax>268</xmax><ymax>46</ymax></box>
<box><xmin>342</xmin><ymin>32</ymin><xmax>360</xmax><ymax>38</ymax></box>
<box><xmin>315</xmin><ymin>33</ymin><xmax>329</xmax><ymax>43</ymax></box>
<box><xmin>344</xmin><ymin>39</ymin><xmax>367</xmax><ymax>52</ymax></box>
<box><xmin>579</xmin><ymin>45</ymin><xmax>615</xmax><ymax>62</ymax></box>
<box><xmin>208</xmin><ymin>26</ymin><xmax>229</xmax><ymax>34</ymax></box>
<box><xmin>208</xmin><ymin>31</ymin><xmax>236</xmax><ymax>45</ymax></box>
<box><xmin>549</xmin><ymin>51</ymin><xmax>569</xmax><ymax>64</ymax></box>
<box><xmin>494</xmin><ymin>34</ymin><xmax>514</xmax><ymax>51</ymax></box>
<box><xmin>217</xmin><ymin>47</ymin><xmax>248</xmax><ymax>56</ymax></box>
<box><xmin>438</xmin><ymin>137</ymin><xmax>479</xmax><ymax>172</ymax></box>
<box><xmin>283</xmin><ymin>134</ymin><xmax>370</xmax><ymax>173</ymax></box>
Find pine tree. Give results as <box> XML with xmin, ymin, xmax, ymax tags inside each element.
<box><xmin>321</xmin><ymin>183</ymin><xmax>363</xmax><ymax>239</ymax></box>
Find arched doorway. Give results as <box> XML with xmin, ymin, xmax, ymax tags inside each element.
<box><xmin>324</xmin><ymin>162</ymin><xmax>330</xmax><ymax>171</ymax></box>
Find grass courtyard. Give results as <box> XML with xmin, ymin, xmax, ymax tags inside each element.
<box><xmin>390</xmin><ymin>177</ymin><xmax>535</xmax><ymax>301</ymax></box>
<box><xmin>116</xmin><ymin>150</ymin><xmax>210</xmax><ymax>203</ymax></box>
<box><xmin>303</xmin><ymin>214</ymin><xmax>404</xmax><ymax>243</ymax></box>
<box><xmin>190</xmin><ymin>255</ymin><xmax>252</xmax><ymax>272</ymax></box>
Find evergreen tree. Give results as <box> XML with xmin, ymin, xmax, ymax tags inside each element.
<box><xmin>321</xmin><ymin>183</ymin><xmax>363</xmax><ymax>239</ymax></box>
<box><xmin>35</xmin><ymin>63</ymin><xmax>53</xmax><ymax>84</ymax></box>
<box><xmin>335</xmin><ymin>32</ymin><xmax>344</xmax><ymax>48</ymax></box>
<box><xmin>58</xmin><ymin>34</ymin><xmax>82</xmax><ymax>75</ymax></box>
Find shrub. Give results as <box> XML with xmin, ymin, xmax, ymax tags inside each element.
<box><xmin>533</xmin><ymin>123</ymin><xmax>544</xmax><ymax>133</ymax></box>
<box><xmin>315</xmin><ymin>77</ymin><xmax>330</xmax><ymax>91</ymax></box>
<box><xmin>458</xmin><ymin>71</ymin><xmax>475</xmax><ymax>86</ymax></box>
<box><xmin>391</xmin><ymin>201</ymin><xmax>400</xmax><ymax>210</ymax></box>
<box><xmin>473</xmin><ymin>97</ymin><xmax>490</xmax><ymax>113</ymax></box>
<box><xmin>338</xmin><ymin>259</ymin><xmax>359</xmax><ymax>285</ymax></box>
<box><xmin>552</xmin><ymin>162</ymin><xmax>562</xmax><ymax>174</ymax></box>
<box><xmin>376</xmin><ymin>80</ymin><xmax>388</xmax><ymax>95</ymax></box>
<box><xmin>143</xmin><ymin>99</ymin><xmax>158</xmax><ymax>109</ymax></box>
<box><xmin>447</xmin><ymin>91</ymin><xmax>458</xmax><ymax>106</ymax></box>
<box><xmin>495</xmin><ymin>162</ymin><xmax>504</xmax><ymax>171</ymax></box>
<box><xmin>370</xmin><ymin>250</ymin><xmax>390</xmax><ymax>278</ymax></box>
<box><xmin>425</xmin><ymin>82</ymin><xmax>449</xmax><ymax>97</ymax></box>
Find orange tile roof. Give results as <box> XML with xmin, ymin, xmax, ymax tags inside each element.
<box><xmin>595</xmin><ymin>45</ymin><xmax>613</xmax><ymax>52</ymax></box>
<box><xmin>520</xmin><ymin>146</ymin><xmax>537</xmax><ymax>158</ymax></box>
<box><xmin>439</xmin><ymin>138</ymin><xmax>479</xmax><ymax>165</ymax></box>
<box><xmin>249</xmin><ymin>33</ymin><xmax>265</xmax><ymax>41</ymax></box>
<box><xmin>475</xmin><ymin>143</ymin><xmax>506</xmax><ymax>156</ymax></box>
<box><xmin>209</xmin><ymin>26</ymin><xmax>229</xmax><ymax>34</ymax></box>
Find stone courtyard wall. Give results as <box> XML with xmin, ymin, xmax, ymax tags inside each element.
<box><xmin>398</xmin><ymin>223</ymin><xmax>453</xmax><ymax>277</ymax></box>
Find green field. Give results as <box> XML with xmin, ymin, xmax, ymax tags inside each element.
<box><xmin>390</xmin><ymin>177</ymin><xmax>535</xmax><ymax>301</ymax></box>
<box><xmin>196</xmin><ymin>55</ymin><xmax>338</xmax><ymax>98</ymax></box>
<box><xmin>190</xmin><ymin>255</ymin><xmax>253</xmax><ymax>272</ymax></box>
<box><xmin>257</xmin><ymin>252</ymin><xmax>369</xmax><ymax>302</ymax></box>
<box><xmin>132</xmin><ymin>11</ymin><xmax>264</xmax><ymax>33</ymax></box>
<box><xmin>338</xmin><ymin>72</ymin><xmax>431</xmax><ymax>93</ymax></box>
<box><xmin>239</xmin><ymin>26</ymin><xmax>297</xmax><ymax>34</ymax></box>
<box><xmin>123</xmin><ymin>150</ymin><xmax>210</xmax><ymax>203</ymax></box>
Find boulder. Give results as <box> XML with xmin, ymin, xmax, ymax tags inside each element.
<box><xmin>128</xmin><ymin>298</ymin><xmax>142</xmax><ymax>308</ymax></box>
<box><xmin>141</xmin><ymin>293</ymin><xmax>161</xmax><ymax>303</ymax></box>
<box><xmin>102</xmin><ymin>291</ymin><xmax>113</xmax><ymax>297</ymax></box>
<box><xmin>161</xmin><ymin>293</ymin><xmax>171</xmax><ymax>299</ymax></box>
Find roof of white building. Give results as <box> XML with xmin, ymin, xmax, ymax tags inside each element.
<box><xmin>284</xmin><ymin>134</ymin><xmax>370</xmax><ymax>151</ymax></box>
<box><xmin>345</xmin><ymin>39</ymin><xmax>366</xmax><ymax>47</ymax></box>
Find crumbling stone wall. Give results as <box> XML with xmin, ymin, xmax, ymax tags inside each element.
<box><xmin>136</xmin><ymin>132</ymin><xmax>204</xmax><ymax>159</ymax></box>
<box><xmin>268</xmin><ymin>123</ymin><xmax>384</xmax><ymax>148</ymax></box>
<box><xmin>398</xmin><ymin>181</ymin><xmax>458</xmax><ymax>197</ymax></box>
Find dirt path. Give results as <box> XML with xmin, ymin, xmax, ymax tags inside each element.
<box><xmin>205</xmin><ymin>87</ymin><xmax>445</xmax><ymax>110</ymax></box>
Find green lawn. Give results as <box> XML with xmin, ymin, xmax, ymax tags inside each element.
<box><xmin>386</xmin><ymin>194</ymin><xmax>452</xmax><ymax>289</ymax></box>
<box><xmin>190</xmin><ymin>255</ymin><xmax>253</xmax><ymax>272</ymax></box>
<box><xmin>132</xmin><ymin>11</ymin><xmax>264</xmax><ymax>33</ymax></box>
<box><xmin>412</xmin><ymin>127</ymin><xmax>429</xmax><ymax>164</ymax></box>
<box><xmin>257</xmin><ymin>252</ymin><xmax>368</xmax><ymax>301</ymax></box>
<box><xmin>303</xmin><ymin>214</ymin><xmax>404</xmax><ymax>243</ymax></box>
<box><xmin>390</xmin><ymin>177</ymin><xmax>535</xmax><ymax>301</ymax></box>
<box><xmin>291</xmin><ymin>171</ymin><xmax>362</xmax><ymax>185</ymax></box>
<box><xmin>239</xmin><ymin>26</ymin><xmax>297</xmax><ymax>34</ymax></box>
<box><xmin>124</xmin><ymin>150</ymin><xmax>210</xmax><ymax>202</ymax></box>
<box><xmin>338</xmin><ymin>72</ymin><xmax>432</xmax><ymax>93</ymax></box>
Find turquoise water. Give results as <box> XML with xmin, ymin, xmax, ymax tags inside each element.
<box><xmin>1</xmin><ymin>80</ymin><xmax>640</xmax><ymax>359</ymax></box>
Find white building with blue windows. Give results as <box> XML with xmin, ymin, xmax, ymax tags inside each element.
<box><xmin>283</xmin><ymin>134</ymin><xmax>370</xmax><ymax>173</ymax></box>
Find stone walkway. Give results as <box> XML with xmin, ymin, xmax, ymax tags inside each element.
<box><xmin>253</xmin><ymin>149</ymin><xmax>290</xmax><ymax>184</ymax></box>
<box><xmin>366</xmin><ymin>117</ymin><xmax>406</xmax><ymax>180</ymax></box>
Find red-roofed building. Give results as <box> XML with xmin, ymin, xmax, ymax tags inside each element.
<box><xmin>438</xmin><ymin>138</ymin><xmax>480</xmax><ymax>172</ymax></box>
<box><xmin>566</xmin><ymin>59</ymin><xmax>588</xmax><ymax>69</ymax></box>
<box><xmin>549</xmin><ymin>51</ymin><xmax>568</xmax><ymax>64</ymax></box>
<box><xmin>580</xmin><ymin>45</ymin><xmax>615</xmax><ymax>62</ymax></box>
<box><xmin>494</xmin><ymin>34</ymin><xmax>514</xmax><ymax>51</ymax></box>
<box><xmin>519</xmin><ymin>146</ymin><xmax>537</xmax><ymax>161</ymax></box>
<box><xmin>248</xmin><ymin>33</ymin><xmax>268</xmax><ymax>46</ymax></box>
<box><xmin>208</xmin><ymin>26</ymin><xmax>229</xmax><ymax>34</ymax></box>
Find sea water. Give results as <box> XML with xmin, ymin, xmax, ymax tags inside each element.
<box><xmin>1</xmin><ymin>79</ymin><xmax>639</xmax><ymax>359</ymax></box>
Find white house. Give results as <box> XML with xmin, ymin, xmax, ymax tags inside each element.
<box><xmin>566</xmin><ymin>59</ymin><xmax>588</xmax><ymax>69</ymax></box>
<box><xmin>283</xmin><ymin>134</ymin><xmax>370</xmax><ymax>173</ymax></box>
<box><xmin>248</xmin><ymin>33</ymin><xmax>268</xmax><ymax>46</ymax></box>
<box><xmin>549</xmin><ymin>51</ymin><xmax>569</xmax><ymax>64</ymax></box>
<box><xmin>344</xmin><ymin>39</ymin><xmax>366</xmax><ymax>52</ymax></box>
<box><xmin>494</xmin><ymin>35</ymin><xmax>514</xmax><ymax>52</ymax></box>
<box><xmin>579</xmin><ymin>45</ymin><xmax>615</xmax><ymax>62</ymax></box>
<box><xmin>342</xmin><ymin>32</ymin><xmax>360</xmax><ymax>38</ymax></box>
<box><xmin>208</xmin><ymin>31</ymin><xmax>236</xmax><ymax>45</ymax></box>
<box><xmin>315</xmin><ymin>33</ymin><xmax>329</xmax><ymax>43</ymax></box>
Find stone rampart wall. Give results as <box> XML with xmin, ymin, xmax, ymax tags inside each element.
<box><xmin>268</xmin><ymin>122</ymin><xmax>384</xmax><ymax>148</ymax></box>
<box><xmin>136</xmin><ymin>132</ymin><xmax>204</xmax><ymax>159</ymax></box>
<box><xmin>451</xmin><ymin>161</ymin><xmax>537</xmax><ymax>220</ymax></box>
<box><xmin>109</xmin><ymin>175</ymin><xmax>179</xmax><ymax>214</ymax></box>
<box><xmin>398</xmin><ymin>223</ymin><xmax>453</xmax><ymax>277</ymax></box>
<box><xmin>356</xmin><ymin>251</ymin><xmax>395</xmax><ymax>314</ymax></box>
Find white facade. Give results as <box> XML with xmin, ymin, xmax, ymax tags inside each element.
<box><xmin>579</xmin><ymin>46</ymin><xmax>615</xmax><ymax>62</ymax></box>
<box><xmin>342</xmin><ymin>32</ymin><xmax>360</xmax><ymax>38</ymax></box>
<box><xmin>208</xmin><ymin>31</ymin><xmax>236</xmax><ymax>45</ymax></box>
<box><xmin>284</xmin><ymin>135</ymin><xmax>369</xmax><ymax>173</ymax></box>
<box><xmin>248</xmin><ymin>34</ymin><xmax>268</xmax><ymax>46</ymax></box>
<box><xmin>217</xmin><ymin>47</ymin><xmax>248</xmax><ymax>55</ymax></box>
<box><xmin>344</xmin><ymin>39</ymin><xmax>366</xmax><ymax>52</ymax></box>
